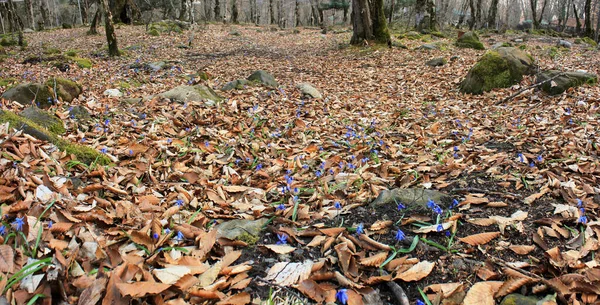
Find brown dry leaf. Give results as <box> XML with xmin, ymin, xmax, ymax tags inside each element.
<box><xmin>509</xmin><ymin>245</ymin><xmax>535</xmax><ymax>255</ymax></box>
<box><xmin>466</xmin><ymin>218</ymin><xmax>497</xmax><ymax>227</ymax></box>
<box><xmin>296</xmin><ymin>279</ymin><xmax>329</xmax><ymax>303</ymax></box>
<box><xmin>78</xmin><ymin>277</ymin><xmax>108</xmax><ymax>305</ymax></box>
<box><xmin>198</xmin><ymin>261</ymin><xmax>223</xmax><ymax>287</ymax></box>
<box><xmin>152</xmin><ymin>266</ymin><xmax>191</xmax><ymax>285</ymax></box>
<box><xmin>462</xmin><ymin>281</ymin><xmax>504</xmax><ymax>305</ymax></box>
<box><xmin>461</xmin><ymin>195</ymin><xmax>490</xmax><ymax>205</ymax></box>
<box><xmin>0</xmin><ymin>245</ymin><xmax>14</xmax><ymax>273</ymax></box>
<box><xmin>263</xmin><ymin>244</ymin><xmax>296</xmax><ymax>254</ymax></box>
<box><xmin>395</xmin><ymin>261</ymin><xmax>435</xmax><ymax>282</ymax></box>
<box><xmin>424</xmin><ymin>282</ymin><xmax>464</xmax><ymax>298</ymax></box>
<box><xmin>523</xmin><ymin>186</ymin><xmax>549</xmax><ymax>205</ymax></box>
<box><xmin>216</xmin><ymin>292</ymin><xmax>251</xmax><ymax>305</ymax></box>
<box><xmin>264</xmin><ymin>261</ymin><xmax>313</xmax><ymax>286</ymax></box>
<box><xmin>495</xmin><ymin>277</ymin><xmax>533</xmax><ymax>298</ymax></box>
<box><xmin>413</xmin><ymin>221</ymin><xmax>454</xmax><ymax>233</ymax></box>
<box><xmin>307</xmin><ymin>235</ymin><xmax>327</xmax><ymax>247</ymax></box>
<box><xmin>459</xmin><ymin>232</ymin><xmax>501</xmax><ymax>246</ymax></box>
<box><xmin>116</xmin><ymin>282</ymin><xmax>171</xmax><ymax>297</ymax></box>
<box><xmin>359</xmin><ymin>252</ymin><xmax>388</xmax><ymax>267</ymax></box>
<box><xmin>369</xmin><ymin>220</ymin><xmax>392</xmax><ymax>231</ymax></box>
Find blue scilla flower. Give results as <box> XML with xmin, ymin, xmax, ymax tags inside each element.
<box><xmin>336</xmin><ymin>289</ymin><xmax>348</xmax><ymax>305</ymax></box>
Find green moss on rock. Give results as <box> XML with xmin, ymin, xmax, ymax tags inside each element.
<box><xmin>71</xmin><ymin>57</ymin><xmax>92</xmax><ymax>68</ymax></box>
<box><xmin>0</xmin><ymin>110</ymin><xmax>110</xmax><ymax>165</ymax></box>
<box><xmin>148</xmin><ymin>28</ymin><xmax>160</xmax><ymax>36</ymax></box>
<box><xmin>45</xmin><ymin>78</ymin><xmax>82</xmax><ymax>102</ymax></box>
<box><xmin>19</xmin><ymin>107</ymin><xmax>66</xmax><ymax>134</ymax></box>
<box><xmin>455</xmin><ymin>31</ymin><xmax>485</xmax><ymax>50</ymax></box>
<box><xmin>0</xmin><ymin>78</ymin><xmax>17</xmax><ymax>87</ymax></box>
<box><xmin>582</xmin><ymin>37</ymin><xmax>598</xmax><ymax>47</ymax></box>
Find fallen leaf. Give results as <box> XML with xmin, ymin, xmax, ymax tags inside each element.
<box><xmin>116</xmin><ymin>282</ymin><xmax>171</xmax><ymax>298</ymax></box>
<box><xmin>459</xmin><ymin>232</ymin><xmax>500</xmax><ymax>246</ymax></box>
<box><xmin>395</xmin><ymin>261</ymin><xmax>435</xmax><ymax>282</ymax></box>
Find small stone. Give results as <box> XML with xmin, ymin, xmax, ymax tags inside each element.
<box><xmin>370</xmin><ymin>188</ymin><xmax>451</xmax><ymax>213</ymax></box>
<box><xmin>216</xmin><ymin>218</ymin><xmax>269</xmax><ymax>244</ymax></box>
<box><xmin>104</xmin><ymin>89</ymin><xmax>123</xmax><ymax>97</ymax></box>
<box><xmin>222</xmin><ymin>79</ymin><xmax>249</xmax><ymax>91</ymax></box>
<box><xmin>68</xmin><ymin>105</ymin><xmax>91</xmax><ymax>120</ymax></box>
<box><xmin>426</xmin><ymin>57</ymin><xmax>447</xmax><ymax>67</ymax></box>
<box><xmin>247</xmin><ymin>70</ymin><xmax>279</xmax><ymax>88</ymax></box>
<box><xmin>296</xmin><ymin>83</ymin><xmax>322</xmax><ymax>98</ymax></box>
<box><xmin>558</xmin><ymin>39</ymin><xmax>572</xmax><ymax>48</ymax></box>
<box><xmin>159</xmin><ymin>85</ymin><xmax>222</xmax><ymax>106</ymax></box>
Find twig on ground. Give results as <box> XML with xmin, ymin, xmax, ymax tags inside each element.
<box><xmin>495</xmin><ymin>72</ymin><xmax>565</xmax><ymax>105</ymax></box>
<box><xmin>449</xmin><ymin>187</ymin><xmax>522</xmax><ymax>199</ymax></box>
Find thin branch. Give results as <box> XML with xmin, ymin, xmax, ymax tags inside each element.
<box><xmin>495</xmin><ymin>72</ymin><xmax>566</xmax><ymax>105</ymax></box>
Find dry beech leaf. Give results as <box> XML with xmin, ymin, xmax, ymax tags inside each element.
<box><xmin>509</xmin><ymin>245</ymin><xmax>535</xmax><ymax>255</ymax></box>
<box><xmin>198</xmin><ymin>261</ymin><xmax>222</xmax><ymax>287</ymax></box>
<box><xmin>424</xmin><ymin>282</ymin><xmax>464</xmax><ymax>298</ymax></box>
<box><xmin>359</xmin><ymin>252</ymin><xmax>388</xmax><ymax>267</ymax></box>
<box><xmin>413</xmin><ymin>221</ymin><xmax>453</xmax><ymax>233</ymax></box>
<box><xmin>370</xmin><ymin>220</ymin><xmax>392</xmax><ymax>231</ymax></box>
<box><xmin>395</xmin><ymin>261</ymin><xmax>435</xmax><ymax>282</ymax></box>
<box><xmin>463</xmin><ymin>281</ymin><xmax>504</xmax><ymax>305</ymax></box>
<box><xmin>495</xmin><ymin>277</ymin><xmax>533</xmax><ymax>298</ymax></box>
<box><xmin>265</xmin><ymin>261</ymin><xmax>313</xmax><ymax>286</ymax></box>
<box><xmin>467</xmin><ymin>218</ymin><xmax>497</xmax><ymax>227</ymax></box>
<box><xmin>216</xmin><ymin>292</ymin><xmax>251</xmax><ymax>305</ymax></box>
<box><xmin>0</xmin><ymin>245</ymin><xmax>15</xmax><ymax>273</ymax></box>
<box><xmin>264</xmin><ymin>244</ymin><xmax>296</xmax><ymax>254</ymax></box>
<box><xmin>152</xmin><ymin>266</ymin><xmax>191</xmax><ymax>285</ymax></box>
<box><xmin>459</xmin><ymin>232</ymin><xmax>500</xmax><ymax>246</ymax></box>
<box><xmin>116</xmin><ymin>282</ymin><xmax>171</xmax><ymax>297</ymax></box>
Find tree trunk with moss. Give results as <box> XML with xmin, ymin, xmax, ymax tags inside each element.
<box><xmin>350</xmin><ymin>0</ymin><xmax>390</xmax><ymax>44</ymax></box>
<box><xmin>573</xmin><ymin>2</ymin><xmax>581</xmax><ymax>34</ymax></box>
<box><xmin>6</xmin><ymin>0</ymin><xmax>24</xmax><ymax>46</ymax></box>
<box><xmin>487</xmin><ymin>0</ymin><xmax>499</xmax><ymax>28</ymax></box>
<box><xmin>101</xmin><ymin>0</ymin><xmax>119</xmax><ymax>56</ymax></box>
<box><xmin>179</xmin><ymin>0</ymin><xmax>188</xmax><ymax>20</ymax></box>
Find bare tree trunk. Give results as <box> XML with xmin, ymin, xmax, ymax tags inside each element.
<box><xmin>487</xmin><ymin>0</ymin><xmax>499</xmax><ymax>29</ymax></box>
<box><xmin>232</xmin><ymin>0</ymin><xmax>238</xmax><ymax>23</ymax></box>
<box><xmin>101</xmin><ymin>0</ymin><xmax>119</xmax><ymax>56</ymax></box>
<box><xmin>89</xmin><ymin>7</ymin><xmax>100</xmax><ymax>34</ymax></box>
<box><xmin>388</xmin><ymin>0</ymin><xmax>395</xmax><ymax>23</ymax></box>
<box><xmin>573</xmin><ymin>2</ymin><xmax>581</xmax><ymax>33</ymax></box>
<box><xmin>39</xmin><ymin>0</ymin><xmax>50</xmax><ymax>29</ymax></box>
<box><xmin>214</xmin><ymin>0</ymin><xmax>220</xmax><ymax>20</ymax></box>
<box><xmin>23</xmin><ymin>0</ymin><xmax>35</xmax><ymax>29</ymax></box>
<box><xmin>179</xmin><ymin>0</ymin><xmax>188</xmax><ymax>20</ymax></box>
<box><xmin>584</xmin><ymin>0</ymin><xmax>592</xmax><ymax>37</ymax></box>
<box><xmin>295</xmin><ymin>0</ymin><xmax>301</xmax><ymax>26</ymax></box>
<box><xmin>468</xmin><ymin>0</ymin><xmax>475</xmax><ymax>29</ymax></box>
<box><xmin>7</xmin><ymin>0</ymin><xmax>24</xmax><ymax>45</ymax></box>
<box><xmin>269</xmin><ymin>0</ymin><xmax>275</xmax><ymax>24</ymax></box>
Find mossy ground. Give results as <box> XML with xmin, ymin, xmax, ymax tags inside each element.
<box><xmin>0</xmin><ymin>78</ymin><xmax>17</xmax><ymax>87</ymax></box>
<box><xmin>455</xmin><ymin>32</ymin><xmax>485</xmax><ymax>50</ymax></box>
<box><xmin>0</xmin><ymin>110</ymin><xmax>110</xmax><ymax>165</ymax></box>
<box><xmin>70</xmin><ymin>57</ymin><xmax>93</xmax><ymax>68</ymax></box>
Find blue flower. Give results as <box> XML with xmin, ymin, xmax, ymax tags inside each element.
<box><xmin>104</xmin><ymin>119</ymin><xmax>110</xmax><ymax>126</ymax></box>
<box><xmin>397</xmin><ymin>203</ymin><xmax>405</xmax><ymax>210</ymax></box>
<box><xmin>578</xmin><ymin>215</ymin><xmax>588</xmax><ymax>224</ymax></box>
<box><xmin>432</xmin><ymin>206</ymin><xmax>443</xmax><ymax>215</ymax></box>
<box><xmin>129</xmin><ymin>149</ymin><xmax>134</xmax><ymax>155</ymax></box>
<box><xmin>153</xmin><ymin>233</ymin><xmax>159</xmax><ymax>239</ymax></box>
<box><xmin>336</xmin><ymin>289</ymin><xmax>348</xmax><ymax>305</ymax></box>
<box><xmin>205</xmin><ymin>141</ymin><xmax>210</xmax><ymax>147</ymax></box>
<box><xmin>427</xmin><ymin>199</ymin><xmax>436</xmax><ymax>209</ymax></box>
<box><xmin>334</xmin><ymin>202</ymin><xmax>342</xmax><ymax>209</ymax></box>
<box><xmin>537</xmin><ymin>155</ymin><xmax>543</xmax><ymax>162</ymax></box>
<box><xmin>445</xmin><ymin>230</ymin><xmax>451</xmax><ymax>237</ymax></box>
<box><xmin>356</xmin><ymin>223</ymin><xmax>364</xmax><ymax>235</ymax></box>
<box><xmin>166</xmin><ymin>138</ymin><xmax>172</xmax><ymax>144</ymax></box>
<box><xmin>0</xmin><ymin>225</ymin><xmax>6</xmax><ymax>235</ymax></box>
<box><xmin>436</xmin><ymin>224</ymin><xmax>443</xmax><ymax>232</ymax></box>
<box><xmin>276</xmin><ymin>203</ymin><xmax>285</xmax><ymax>211</ymax></box>
<box><xmin>302</xmin><ymin>164</ymin><xmax>309</xmax><ymax>170</ymax></box>
<box><xmin>577</xmin><ymin>199</ymin><xmax>583</xmax><ymax>207</ymax></box>
<box><xmin>176</xmin><ymin>231</ymin><xmax>185</xmax><ymax>240</ymax></box>
<box><xmin>255</xmin><ymin>164</ymin><xmax>263</xmax><ymax>171</ymax></box>
<box><xmin>416</xmin><ymin>299</ymin><xmax>426</xmax><ymax>305</ymax></box>
<box><xmin>315</xmin><ymin>170</ymin><xmax>322</xmax><ymax>177</ymax></box>
<box><xmin>518</xmin><ymin>153</ymin><xmax>524</xmax><ymax>163</ymax></box>
<box><xmin>13</xmin><ymin>217</ymin><xmax>24</xmax><ymax>231</ymax></box>
<box><xmin>175</xmin><ymin>199</ymin><xmax>184</xmax><ymax>207</ymax></box>
<box><xmin>100</xmin><ymin>147</ymin><xmax>108</xmax><ymax>154</ymax></box>
<box><xmin>450</xmin><ymin>199</ymin><xmax>459</xmax><ymax>209</ymax></box>
<box><xmin>293</xmin><ymin>187</ymin><xmax>299</xmax><ymax>193</ymax></box>
<box><xmin>47</xmin><ymin>220</ymin><xmax>53</xmax><ymax>229</ymax></box>
<box><xmin>395</xmin><ymin>229</ymin><xmax>405</xmax><ymax>241</ymax></box>
<box><xmin>164</xmin><ymin>228</ymin><xmax>171</xmax><ymax>234</ymax></box>
<box><xmin>529</xmin><ymin>162</ymin><xmax>535</xmax><ymax>168</ymax></box>
<box><xmin>276</xmin><ymin>234</ymin><xmax>287</xmax><ymax>245</ymax></box>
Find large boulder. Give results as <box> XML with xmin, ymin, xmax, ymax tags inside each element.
<box><xmin>536</xmin><ymin>70</ymin><xmax>597</xmax><ymax>95</ymax></box>
<box><xmin>1</xmin><ymin>83</ymin><xmax>54</xmax><ymax>108</ymax></box>
<box><xmin>45</xmin><ymin>78</ymin><xmax>82</xmax><ymax>102</ymax></box>
<box><xmin>460</xmin><ymin>47</ymin><xmax>536</xmax><ymax>94</ymax></box>
<box><xmin>247</xmin><ymin>70</ymin><xmax>279</xmax><ymax>88</ymax></box>
<box><xmin>19</xmin><ymin>107</ymin><xmax>66</xmax><ymax>134</ymax></box>
<box><xmin>159</xmin><ymin>84</ymin><xmax>222</xmax><ymax>106</ymax></box>
<box><xmin>455</xmin><ymin>31</ymin><xmax>485</xmax><ymax>50</ymax></box>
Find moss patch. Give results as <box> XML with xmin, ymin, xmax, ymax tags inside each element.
<box><xmin>66</xmin><ymin>50</ymin><xmax>78</xmax><ymax>57</ymax></box>
<box><xmin>236</xmin><ymin>232</ymin><xmax>259</xmax><ymax>245</ymax></box>
<box><xmin>46</xmin><ymin>78</ymin><xmax>82</xmax><ymax>102</ymax></box>
<box><xmin>71</xmin><ymin>57</ymin><xmax>92</xmax><ymax>68</ymax></box>
<box><xmin>460</xmin><ymin>51</ymin><xmax>514</xmax><ymax>94</ymax></box>
<box><xmin>0</xmin><ymin>78</ymin><xmax>17</xmax><ymax>87</ymax></box>
<box><xmin>0</xmin><ymin>110</ymin><xmax>110</xmax><ymax>165</ymax></box>
<box><xmin>148</xmin><ymin>28</ymin><xmax>160</xmax><ymax>36</ymax></box>
<box><xmin>43</xmin><ymin>47</ymin><xmax>61</xmax><ymax>55</ymax></box>
<box><xmin>19</xmin><ymin>107</ymin><xmax>66</xmax><ymax>135</ymax></box>
<box><xmin>582</xmin><ymin>37</ymin><xmax>598</xmax><ymax>47</ymax></box>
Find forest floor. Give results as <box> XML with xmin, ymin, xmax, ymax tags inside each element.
<box><xmin>0</xmin><ymin>24</ymin><xmax>599</xmax><ymax>305</ymax></box>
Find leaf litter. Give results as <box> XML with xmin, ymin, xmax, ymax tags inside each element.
<box><xmin>0</xmin><ymin>25</ymin><xmax>599</xmax><ymax>304</ymax></box>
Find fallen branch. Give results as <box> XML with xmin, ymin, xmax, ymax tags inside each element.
<box><xmin>495</xmin><ymin>72</ymin><xmax>566</xmax><ymax>105</ymax></box>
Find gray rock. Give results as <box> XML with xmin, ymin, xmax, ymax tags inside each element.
<box><xmin>68</xmin><ymin>105</ymin><xmax>91</xmax><ymax>120</ymax></box>
<box><xmin>146</xmin><ymin>61</ymin><xmax>169</xmax><ymax>71</ymax></box>
<box><xmin>370</xmin><ymin>188</ymin><xmax>451</xmax><ymax>213</ymax></box>
<box><xmin>558</xmin><ymin>39</ymin><xmax>572</xmax><ymax>48</ymax></box>
<box><xmin>222</xmin><ymin>79</ymin><xmax>250</xmax><ymax>91</ymax></box>
<box><xmin>19</xmin><ymin>107</ymin><xmax>65</xmax><ymax>134</ymax></box>
<box><xmin>513</xmin><ymin>38</ymin><xmax>524</xmax><ymax>43</ymax></box>
<box><xmin>120</xmin><ymin>98</ymin><xmax>143</xmax><ymax>104</ymax></box>
<box><xmin>247</xmin><ymin>70</ymin><xmax>279</xmax><ymax>88</ymax></box>
<box><xmin>425</xmin><ymin>57</ymin><xmax>447</xmax><ymax>67</ymax></box>
<box><xmin>46</xmin><ymin>78</ymin><xmax>82</xmax><ymax>103</ymax></box>
<box><xmin>159</xmin><ymin>84</ymin><xmax>222</xmax><ymax>106</ymax></box>
<box><xmin>404</xmin><ymin>31</ymin><xmax>421</xmax><ymax>40</ymax></box>
<box><xmin>23</xmin><ymin>28</ymin><xmax>34</xmax><ymax>33</ymax></box>
<box><xmin>216</xmin><ymin>218</ymin><xmax>269</xmax><ymax>243</ymax></box>
<box><xmin>103</xmin><ymin>89</ymin><xmax>123</xmax><ymax>97</ymax></box>
<box><xmin>296</xmin><ymin>83</ymin><xmax>322</xmax><ymax>98</ymax></box>
<box><xmin>450</xmin><ymin>55</ymin><xmax>460</xmax><ymax>61</ymax></box>
<box><xmin>460</xmin><ymin>47</ymin><xmax>536</xmax><ymax>94</ymax></box>
<box><xmin>416</xmin><ymin>43</ymin><xmax>439</xmax><ymax>50</ymax></box>
<box><xmin>499</xmin><ymin>294</ymin><xmax>538</xmax><ymax>305</ymax></box>
<box><xmin>536</xmin><ymin>70</ymin><xmax>597</xmax><ymax>95</ymax></box>
<box><xmin>1</xmin><ymin>83</ymin><xmax>54</xmax><ymax>109</ymax></box>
